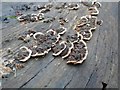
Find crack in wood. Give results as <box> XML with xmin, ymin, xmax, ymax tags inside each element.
<box><xmin>102</xmin><ymin>82</ymin><xmax>107</xmax><ymax>90</ymax></box>
<box><xmin>44</xmin><ymin>79</ymin><xmax>52</xmax><ymax>87</ymax></box>
<box><xmin>63</xmin><ymin>74</ymin><xmax>74</xmax><ymax>89</ymax></box>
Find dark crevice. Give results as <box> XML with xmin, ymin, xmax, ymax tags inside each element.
<box><xmin>63</xmin><ymin>80</ymin><xmax>72</xmax><ymax>89</ymax></box>
<box><xmin>44</xmin><ymin>57</ymin><xmax>55</xmax><ymax>69</ymax></box>
<box><xmin>63</xmin><ymin>68</ymin><xmax>78</xmax><ymax>89</ymax></box>
<box><xmin>63</xmin><ymin>75</ymin><xmax>74</xmax><ymax>89</ymax></box>
<box><xmin>84</xmin><ymin>70</ymin><xmax>95</xmax><ymax>88</ymax></box>
<box><xmin>44</xmin><ymin>79</ymin><xmax>52</xmax><ymax>87</ymax></box>
<box><xmin>102</xmin><ymin>82</ymin><xmax>107</xmax><ymax>90</ymax></box>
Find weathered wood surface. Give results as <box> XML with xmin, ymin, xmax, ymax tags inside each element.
<box><xmin>1</xmin><ymin>2</ymin><xmax>118</xmax><ymax>88</ymax></box>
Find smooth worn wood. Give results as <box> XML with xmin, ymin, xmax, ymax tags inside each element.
<box><xmin>2</xmin><ymin>2</ymin><xmax>118</xmax><ymax>89</ymax></box>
